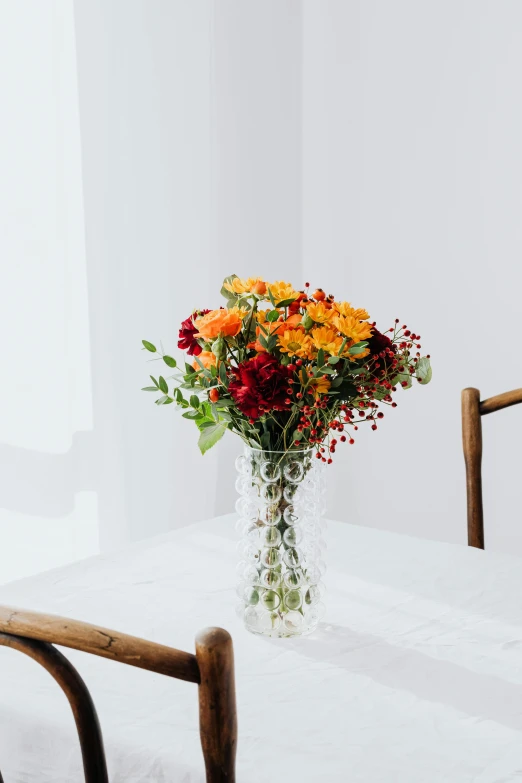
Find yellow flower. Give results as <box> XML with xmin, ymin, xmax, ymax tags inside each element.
<box><xmin>333</xmin><ymin>314</ymin><xmax>373</xmax><ymax>343</ymax></box>
<box><xmin>306</xmin><ymin>301</ymin><xmax>334</xmax><ymax>324</ymax></box>
<box><xmin>311</xmin><ymin>326</ymin><xmax>344</xmax><ymax>355</ymax></box>
<box><xmin>224</xmin><ymin>277</ymin><xmax>265</xmax><ymax>295</ymax></box>
<box><xmin>228</xmin><ymin>305</ymin><xmax>250</xmax><ymax>319</ymax></box>
<box><xmin>256</xmin><ymin>309</ymin><xmax>274</xmax><ymax>324</ymax></box>
<box><xmin>278</xmin><ymin>329</ymin><xmax>313</xmax><ymax>358</ymax></box>
<box><xmin>267</xmin><ymin>280</ymin><xmax>298</xmax><ymax>305</ymax></box>
<box><xmin>309</xmin><ymin>376</ymin><xmax>331</xmax><ymax>397</ymax></box>
<box><xmin>333</xmin><ymin>301</ymin><xmax>370</xmax><ymax>320</ymax></box>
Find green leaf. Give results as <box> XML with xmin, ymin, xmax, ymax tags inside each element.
<box><xmin>292</xmin><ymin>429</ymin><xmax>303</xmax><ymax>441</ymax></box>
<box><xmin>198</xmin><ymin>419</ymin><xmax>218</xmax><ymax>430</ymax></box>
<box><xmin>183</xmin><ymin>410</ymin><xmax>201</xmax><ymax>420</ymax></box>
<box><xmin>220</xmin><ymin>274</ymin><xmax>239</xmax><ymax>304</ymax></box>
<box><xmin>276</xmin><ymin>297</ymin><xmax>297</xmax><ymax>308</ymax></box>
<box><xmin>328</xmin><ymin>355</ymin><xmax>341</xmax><ymax>365</ymax></box>
<box><xmin>190</xmin><ymin>394</ymin><xmax>200</xmax><ymax>409</ymax></box>
<box><xmin>396</xmin><ymin>371</ymin><xmax>413</xmax><ymax>390</ymax></box>
<box><xmin>267</xmin><ymin>288</ymin><xmax>276</xmax><ymax>307</ymax></box>
<box><xmin>266</xmin><ymin>335</ymin><xmax>277</xmax><ymax>352</ymax></box>
<box><xmin>318</xmin><ymin>366</ymin><xmax>334</xmax><ymax>375</ymax></box>
<box><xmin>348</xmin><ymin>341</ymin><xmax>369</xmax><ymax>356</ymax></box>
<box><xmin>162</xmin><ymin>355</ymin><xmax>176</xmax><ymax>368</ymax></box>
<box><xmin>158</xmin><ymin>376</ymin><xmax>168</xmax><ymax>394</ymax></box>
<box><xmin>266</xmin><ymin>309</ymin><xmax>280</xmax><ymax>323</ymax></box>
<box><xmin>219</xmin><ymin>362</ymin><xmax>228</xmax><ymax>385</ymax></box>
<box><xmin>317</xmin><ymin>348</ymin><xmax>325</xmax><ymax>368</ymax></box>
<box><xmin>175</xmin><ymin>389</ymin><xmax>184</xmax><ymax>403</ymax></box>
<box><xmin>198</xmin><ymin>423</ymin><xmax>227</xmax><ymax>454</ymax></box>
<box><xmin>336</xmin><ymin>337</ymin><xmax>348</xmax><ymax>356</ymax></box>
<box><xmin>155</xmin><ymin>395</ymin><xmax>170</xmax><ymax>405</ymax></box>
<box><xmin>260</xmin><ymin>431</ymin><xmax>271</xmax><ymax>450</ymax></box>
<box><xmin>416</xmin><ymin>357</ymin><xmax>432</xmax><ymax>385</ymax></box>
<box><xmin>258</xmin><ymin>334</ymin><xmax>269</xmax><ymax>350</ymax></box>
<box><xmin>150</xmin><ymin>375</ymin><xmax>160</xmax><ymax>388</ymax></box>
<box><xmin>142</xmin><ymin>340</ymin><xmax>157</xmax><ymax>353</ymax></box>
<box><xmin>194</xmin><ymin>357</ymin><xmax>211</xmax><ymax>377</ymax></box>
<box><xmin>141</xmin><ymin>386</ymin><xmax>158</xmax><ymax>391</ymax></box>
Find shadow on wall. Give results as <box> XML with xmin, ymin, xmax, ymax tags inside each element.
<box><xmin>0</xmin><ymin>433</ymin><xmax>96</xmax><ymax>517</ymax></box>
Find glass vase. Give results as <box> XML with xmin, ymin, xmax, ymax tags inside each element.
<box><xmin>235</xmin><ymin>446</ymin><xmax>326</xmax><ymax>638</ymax></box>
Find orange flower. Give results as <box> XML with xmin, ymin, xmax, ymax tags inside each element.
<box><xmin>194</xmin><ymin>309</ymin><xmax>242</xmax><ymax>340</ymax></box>
<box><xmin>249</xmin><ymin>313</ymin><xmax>303</xmax><ymax>352</ymax></box>
<box><xmin>306</xmin><ymin>301</ymin><xmax>334</xmax><ymax>324</ymax></box>
<box><xmin>333</xmin><ymin>314</ymin><xmax>373</xmax><ymax>343</ymax></box>
<box><xmin>309</xmin><ymin>376</ymin><xmax>331</xmax><ymax>397</ymax></box>
<box><xmin>333</xmin><ymin>301</ymin><xmax>370</xmax><ymax>320</ymax></box>
<box><xmin>283</xmin><ymin>313</ymin><xmax>303</xmax><ymax>330</ymax></box>
<box><xmin>192</xmin><ymin>351</ymin><xmax>217</xmax><ymax>371</ymax></box>
<box><xmin>278</xmin><ymin>329</ymin><xmax>313</xmax><ymax>358</ymax></box>
<box><xmin>311</xmin><ymin>326</ymin><xmax>344</xmax><ymax>355</ymax></box>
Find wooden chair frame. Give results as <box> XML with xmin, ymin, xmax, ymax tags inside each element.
<box><xmin>0</xmin><ymin>606</ymin><xmax>237</xmax><ymax>782</ymax></box>
<box><xmin>462</xmin><ymin>387</ymin><xmax>522</xmax><ymax>549</ymax></box>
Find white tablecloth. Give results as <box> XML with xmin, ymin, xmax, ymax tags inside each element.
<box><xmin>1</xmin><ymin>514</ymin><xmax>522</xmax><ymax>781</ymax></box>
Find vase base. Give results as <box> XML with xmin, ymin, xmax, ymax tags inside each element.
<box><xmin>243</xmin><ymin>618</ymin><xmax>319</xmax><ymax>639</ymax></box>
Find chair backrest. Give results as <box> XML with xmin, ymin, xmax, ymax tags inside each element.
<box><xmin>0</xmin><ymin>606</ymin><xmax>237</xmax><ymax>782</ymax></box>
<box><xmin>461</xmin><ymin>387</ymin><xmax>522</xmax><ymax>549</ymax></box>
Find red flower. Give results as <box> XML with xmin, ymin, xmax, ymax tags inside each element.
<box><xmin>367</xmin><ymin>327</ymin><xmax>394</xmax><ymax>356</ymax></box>
<box><xmin>368</xmin><ymin>327</ymin><xmax>396</xmax><ymax>379</ymax></box>
<box><xmin>229</xmin><ymin>354</ymin><xmax>291</xmax><ymax>419</ymax></box>
<box><xmin>178</xmin><ymin>310</ymin><xmax>210</xmax><ymax>356</ymax></box>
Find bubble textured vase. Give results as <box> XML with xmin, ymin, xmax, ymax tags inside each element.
<box><xmin>235</xmin><ymin>446</ymin><xmax>326</xmax><ymax>637</ymax></box>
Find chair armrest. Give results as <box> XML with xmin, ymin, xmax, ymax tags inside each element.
<box><xmin>0</xmin><ymin>604</ymin><xmax>200</xmax><ymax>683</ymax></box>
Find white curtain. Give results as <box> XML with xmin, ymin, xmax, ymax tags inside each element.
<box><xmin>0</xmin><ymin>0</ymin><xmax>304</xmax><ymax>581</ymax></box>
<box><xmin>0</xmin><ymin>0</ymin><xmax>96</xmax><ymax>582</ymax></box>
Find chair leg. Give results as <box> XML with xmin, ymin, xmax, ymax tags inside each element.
<box><xmin>462</xmin><ymin>387</ymin><xmax>485</xmax><ymax>549</ymax></box>
<box><xmin>196</xmin><ymin>627</ymin><xmax>237</xmax><ymax>782</ymax></box>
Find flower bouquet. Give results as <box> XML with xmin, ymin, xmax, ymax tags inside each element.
<box><xmin>142</xmin><ymin>275</ymin><xmax>431</xmax><ymax>636</ymax></box>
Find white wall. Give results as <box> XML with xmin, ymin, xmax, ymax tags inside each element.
<box><xmin>303</xmin><ymin>0</ymin><xmax>522</xmax><ymax>553</ymax></box>
<box><xmin>212</xmin><ymin>0</ymin><xmax>303</xmax><ymax>513</ymax></box>
<box><xmin>2</xmin><ymin>0</ymin><xmax>522</xmax><ymax>583</ymax></box>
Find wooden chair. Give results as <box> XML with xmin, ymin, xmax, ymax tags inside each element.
<box><xmin>462</xmin><ymin>387</ymin><xmax>522</xmax><ymax>549</ymax></box>
<box><xmin>0</xmin><ymin>606</ymin><xmax>237</xmax><ymax>782</ymax></box>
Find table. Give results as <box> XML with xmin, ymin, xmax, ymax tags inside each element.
<box><xmin>1</xmin><ymin>514</ymin><xmax>522</xmax><ymax>781</ymax></box>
